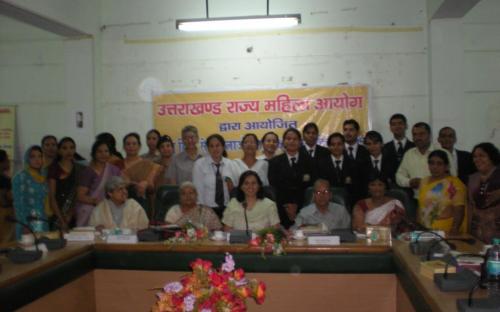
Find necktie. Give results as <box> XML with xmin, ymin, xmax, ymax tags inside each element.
<box><xmin>397</xmin><ymin>141</ymin><xmax>404</xmax><ymax>159</ymax></box>
<box><xmin>290</xmin><ymin>157</ymin><xmax>297</xmax><ymax>168</ymax></box>
<box><xmin>309</xmin><ymin>149</ymin><xmax>314</xmax><ymax>157</ymax></box>
<box><xmin>334</xmin><ymin>160</ymin><xmax>342</xmax><ymax>184</ymax></box>
<box><xmin>214</xmin><ymin>163</ymin><xmax>224</xmax><ymax>209</ymax></box>
<box><xmin>373</xmin><ymin>159</ymin><xmax>380</xmax><ymax>175</ymax></box>
<box><xmin>348</xmin><ymin>146</ymin><xmax>354</xmax><ymax>159</ymax></box>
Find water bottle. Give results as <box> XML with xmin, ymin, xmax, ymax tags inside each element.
<box><xmin>486</xmin><ymin>238</ymin><xmax>500</xmax><ymax>297</ymax></box>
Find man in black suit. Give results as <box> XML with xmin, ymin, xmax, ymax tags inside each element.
<box><xmin>383</xmin><ymin>113</ymin><xmax>415</xmax><ymax>167</ymax></box>
<box><xmin>268</xmin><ymin>128</ymin><xmax>315</xmax><ymax>228</ymax></box>
<box><xmin>301</xmin><ymin>122</ymin><xmax>330</xmax><ymax>160</ymax></box>
<box><xmin>317</xmin><ymin>132</ymin><xmax>361</xmax><ymax>208</ymax></box>
<box><xmin>363</xmin><ymin>131</ymin><xmax>398</xmax><ymax>186</ymax></box>
<box><xmin>342</xmin><ymin>119</ymin><xmax>370</xmax><ymax>167</ymax></box>
<box><xmin>438</xmin><ymin>126</ymin><xmax>476</xmax><ymax>185</ymax></box>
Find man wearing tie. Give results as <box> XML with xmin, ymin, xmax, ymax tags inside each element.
<box><xmin>437</xmin><ymin>126</ymin><xmax>476</xmax><ymax>185</ymax></box>
<box><xmin>383</xmin><ymin>113</ymin><xmax>415</xmax><ymax>167</ymax></box>
<box><xmin>342</xmin><ymin>119</ymin><xmax>370</xmax><ymax>167</ymax></box>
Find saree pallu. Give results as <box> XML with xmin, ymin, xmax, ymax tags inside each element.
<box><xmin>75</xmin><ymin>163</ymin><xmax>121</xmax><ymax>226</ymax></box>
<box><xmin>122</xmin><ymin>158</ymin><xmax>161</xmax><ymax>217</ymax></box>
<box><xmin>418</xmin><ymin>176</ymin><xmax>467</xmax><ymax>233</ymax></box>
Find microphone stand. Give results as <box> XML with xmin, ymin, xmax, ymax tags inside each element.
<box><xmin>243</xmin><ymin>201</ymin><xmax>250</xmax><ymax>238</ymax></box>
<box><xmin>434</xmin><ymin>253</ymin><xmax>482</xmax><ymax>291</ymax></box>
<box><xmin>4</xmin><ymin>216</ymin><xmax>43</xmax><ymax>263</ymax></box>
<box><xmin>27</xmin><ymin>215</ymin><xmax>67</xmax><ymax>250</ymax></box>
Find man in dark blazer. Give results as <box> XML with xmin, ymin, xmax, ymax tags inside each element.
<box><xmin>438</xmin><ymin>126</ymin><xmax>476</xmax><ymax>184</ymax></box>
<box><xmin>342</xmin><ymin>119</ymin><xmax>370</xmax><ymax>167</ymax></box>
<box><xmin>268</xmin><ymin>128</ymin><xmax>315</xmax><ymax>228</ymax></box>
<box><xmin>383</xmin><ymin>113</ymin><xmax>415</xmax><ymax>168</ymax></box>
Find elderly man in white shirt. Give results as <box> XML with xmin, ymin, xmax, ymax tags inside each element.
<box><xmin>396</xmin><ymin>122</ymin><xmax>456</xmax><ymax>197</ymax></box>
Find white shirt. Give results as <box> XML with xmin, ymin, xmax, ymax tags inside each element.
<box><xmin>392</xmin><ymin>137</ymin><xmax>408</xmax><ymax>151</ymax></box>
<box><xmin>345</xmin><ymin>142</ymin><xmax>360</xmax><ymax>159</ymax></box>
<box><xmin>330</xmin><ymin>154</ymin><xmax>344</xmax><ymax>169</ymax></box>
<box><xmin>233</xmin><ymin>158</ymin><xmax>269</xmax><ymax>186</ymax></box>
<box><xmin>370</xmin><ymin>155</ymin><xmax>382</xmax><ymax>170</ymax></box>
<box><xmin>192</xmin><ymin>155</ymin><xmax>239</xmax><ymax>207</ymax></box>
<box><xmin>286</xmin><ymin>152</ymin><xmax>299</xmax><ymax>166</ymax></box>
<box><xmin>396</xmin><ymin>144</ymin><xmax>457</xmax><ymax>193</ymax></box>
<box><xmin>304</xmin><ymin>144</ymin><xmax>317</xmax><ymax>157</ymax></box>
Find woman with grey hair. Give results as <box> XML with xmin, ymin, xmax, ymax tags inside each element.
<box><xmin>89</xmin><ymin>176</ymin><xmax>149</xmax><ymax>231</ymax></box>
<box><xmin>165</xmin><ymin>125</ymin><xmax>204</xmax><ymax>185</ymax></box>
<box><xmin>164</xmin><ymin>181</ymin><xmax>222</xmax><ymax>230</ymax></box>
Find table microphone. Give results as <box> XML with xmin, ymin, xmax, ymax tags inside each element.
<box><xmin>410</xmin><ymin>230</ymin><xmax>444</xmax><ymax>256</ymax></box>
<box><xmin>243</xmin><ymin>201</ymin><xmax>250</xmax><ymax>237</ymax></box>
<box><xmin>4</xmin><ymin>216</ymin><xmax>43</xmax><ymax>264</ymax></box>
<box><xmin>425</xmin><ymin>238</ymin><xmax>477</xmax><ymax>261</ymax></box>
<box><xmin>228</xmin><ymin>201</ymin><xmax>251</xmax><ymax>244</ymax></box>
<box><xmin>26</xmin><ymin>215</ymin><xmax>67</xmax><ymax>250</ymax></box>
<box><xmin>434</xmin><ymin>253</ymin><xmax>482</xmax><ymax>291</ymax></box>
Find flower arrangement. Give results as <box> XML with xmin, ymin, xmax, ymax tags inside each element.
<box><xmin>166</xmin><ymin>221</ymin><xmax>209</xmax><ymax>243</ymax></box>
<box><xmin>249</xmin><ymin>227</ymin><xmax>287</xmax><ymax>257</ymax></box>
<box><xmin>152</xmin><ymin>253</ymin><xmax>266</xmax><ymax>312</ymax></box>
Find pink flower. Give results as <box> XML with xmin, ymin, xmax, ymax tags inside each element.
<box><xmin>221</xmin><ymin>252</ymin><xmax>235</xmax><ymax>272</ymax></box>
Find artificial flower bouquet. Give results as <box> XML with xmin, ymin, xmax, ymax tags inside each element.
<box><xmin>166</xmin><ymin>221</ymin><xmax>209</xmax><ymax>243</ymax></box>
<box><xmin>152</xmin><ymin>253</ymin><xmax>266</xmax><ymax>312</ymax></box>
<box><xmin>249</xmin><ymin>227</ymin><xmax>287</xmax><ymax>256</ymax></box>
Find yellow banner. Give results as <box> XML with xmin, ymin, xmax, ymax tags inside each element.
<box><xmin>0</xmin><ymin>106</ymin><xmax>16</xmax><ymax>175</ymax></box>
<box><xmin>153</xmin><ymin>86</ymin><xmax>369</xmax><ymax>158</ymax></box>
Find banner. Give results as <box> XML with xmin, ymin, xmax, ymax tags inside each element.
<box><xmin>153</xmin><ymin>86</ymin><xmax>369</xmax><ymax>158</ymax></box>
<box><xmin>0</xmin><ymin>106</ymin><xmax>16</xmax><ymax>175</ymax></box>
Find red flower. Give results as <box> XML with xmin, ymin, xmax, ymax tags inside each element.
<box><xmin>209</xmin><ymin>271</ymin><xmax>226</xmax><ymax>288</ymax></box>
<box><xmin>233</xmin><ymin>268</ymin><xmax>245</xmax><ymax>281</ymax></box>
<box><xmin>249</xmin><ymin>237</ymin><xmax>261</xmax><ymax>247</ymax></box>
<box><xmin>237</xmin><ymin>286</ymin><xmax>252</xmax><ymax>299</ymax></box>
<box><xmin>190</xmin><ymin>258</ymin><xmax>212</xmax><ymax>271</ymax></box>
<box><xmin>255</xmin><ymin>281</ymin><xmax>266</xmax><ymax>304</ymax></box>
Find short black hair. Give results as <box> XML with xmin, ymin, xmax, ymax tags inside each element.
<box><xmin>241</xmin><ymin>133</ymin><xmax>259</xmax><ymax>148</ymax></box>
<box><xmin>0</xmin><ymin>149</ymin><xmax>7</xmax><ymax>162</ymax></box>
<box><xmin>327</xmin><ymin>132</ymin><xmax>345</xmax><ymax>145</ymax></box>
<box><xmin>236</xmin><ymin>170</ymin><xmax>264</xmax><ymax>202</ymax></box>
<box><xmin>302</xmin><ymin>122</ymin><xmax>319</xmax><ymax>134</ymax></box>
<box><xmin>282</xmin><ymin>128</ymin><xmax>302</xmax><ymax>141</ymax></box>
<box><xmin>123</xmin><ymin>132</ymin><xmax>141</xmax><ymax>146</ymax></box>
<box><xmin>41</xmin><ymin>135</ymin><xmax>57</xmax><ymax>146</ymax></box>
<box><xmin>261</xmin><ymin>131</ymin><xmax>279</xmax><ymax>144</ymax></box>
<box><xmin>206</xmin><ymin>133</ymin><xmax>227</xmax><ymax>158</ymax></box>
<box><xmin>146</xmin><ymin>129</ymin><xmax>161</xmax><ymax>139</ymax></box>
<box><xmin>472</xmin><ymin>143</ymin><xmax>500</xmax><ymax>166</ymax></box>
<box><xmin>364</xmin><ymin>131</ymin><xmax>383</xmax><ymax>144</ymax></box>
<box><xmin>413</xmin><ymin>122</ymin><xmax>431</xmax><ymax>134</ymax></box>
<box><xmin>389</xmin><ymin>113</ymin><xmax>407</xmax><ymax>124</ymax></box>
<box><xmin>428</xmin><ymin>150</ymin><xmax>449</xmax><ymax>166</ymax></box>
<box><xmin>367</xmin><ymin>171</ymin><xmax>388</xmax><ymax>188</ymax></box>
<box><xmin>157</xmin><ymin>135</ymin><xmax>175</xmax><ymax>150</ymax></box>
<box><xmin>438</xmin><ymin>126</ymin><xmax>456</xmax><ymax>137</ymax></box>
<box><xmin>343</xmin><ymin>119</ymin><xmax>360</xmax><ymax>131</ymax></box>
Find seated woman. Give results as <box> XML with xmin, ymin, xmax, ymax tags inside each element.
<box><xmin>223</xmin><ymin>170</ymin><xmax>280</xmax><ymax>232</ymax></box>
<box><xmin>89</xmin><ymin>176</ymin><xmax>149</xmax><ymax>231</ymax></box>
<box><xmin>164</xmin><ymin>181</ymin><xmax>222</xmax><ymax>231</ymax></box>
<box><xmin>75</xmin><ymin>140</ymin><xmax>121</xmax><ymax>226</ymax></box>
<box><xmin>352</xmin><ymin>174</ymin><xmax>405</xmax><ymax>233</ymax></box>
<box><xmin>468</xmin><ymin>143</ymin><xmax>500</xmax><ymax>243</ymax></box>
<box><xmin>418</xmin><ymin>150</ymin><xmax>467</xmax><ymax>235</ymax></box>
<box><xmin>121</xmin><ymin>132</ymin><xmax>161</xmax><ymax>211</ymax></box>
<box><xmin>12</xmin><ymin>146</ymin><xmax>49</xmax><ymax>239</ymax></box>
<box><xmin>234</xmin><ymin>133</ymin><xmax>269</xmax><ymax>185</ymax></box>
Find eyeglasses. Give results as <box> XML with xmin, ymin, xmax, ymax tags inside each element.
<box><xmin>314</xmin><ymin>190</ymin><xmax>330</xmax><ymax>196</ymax></box>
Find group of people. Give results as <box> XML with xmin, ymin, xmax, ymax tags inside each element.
<box><xmin>1</xmin><ymin>113</ymin><xmax>499</xmax><ymax>244</ymax></box>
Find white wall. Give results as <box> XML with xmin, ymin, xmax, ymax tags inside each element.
<box><xmin>99</xmin><ymin>0</ymin><xmax>428</xmax><ymax>146</ymax></box>
<box><xmin>430</xmin><ymin>0</ymin><xmax>500</xmax><ymax>150</ymax></box>
<box><xmin>1</xmin><ymin>0</ymin><xmax>499</xmax><ymax>163</ymax></box>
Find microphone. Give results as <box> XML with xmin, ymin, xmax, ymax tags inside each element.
<box><xmin>26</xmin><ymin>215</ymin><xmax>67</xmax><ymax>250</ymax></box>
<box><xmin>242</xmin><ymin>201</ymin><xmax>250</xmax><ymax>237</ymax></box>
<box><xmin>409</xmin><ymin>230</ymin><xmax>445</xmax><ymax>256</ymax></box>
<box><xmin>425</xmin><ymin>238</ymin><xmax>477</xmax><ymax>261</ymax></box>
<box><xmin>434</xmin><ymin>253</ymin><xmax>481</xmax><ymax>292</ymax></box>
<box><xmin>4</xmin><ymin>216</ymin><xmax>43</xmax><ymax>264</ymax></box>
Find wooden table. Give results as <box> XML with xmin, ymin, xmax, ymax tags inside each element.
<box><xmin>0</xmin><ymin>238</ymin><xmax>485</xmax><ymax>311</ymax></box>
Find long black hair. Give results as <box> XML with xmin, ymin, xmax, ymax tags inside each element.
<box><xmin>236</xmin><ymin>170</ymin><xmax>265</xmax><ymax>203</ymax></box>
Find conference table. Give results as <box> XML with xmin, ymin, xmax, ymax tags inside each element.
<box><xmin>0</xmin><ymin>237</ymin><xmax>488</xmax><ymax>311</ymax></box>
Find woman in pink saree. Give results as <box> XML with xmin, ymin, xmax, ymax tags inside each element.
<box><xmin>75</xmin><ymin>140</ymin><xmax>121</xmax><ymax>226</ymax></box>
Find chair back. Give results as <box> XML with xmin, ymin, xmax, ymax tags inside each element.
<box><xmin>153</xmin><ymin>185</ymin><xmax>180</xmax><ymax>222</ymax></box>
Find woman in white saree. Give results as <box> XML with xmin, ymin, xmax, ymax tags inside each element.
<box><xmin>352</xmin><ymin>174</ymin><xmax>405</xmax><ymax>233</ymax></box>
